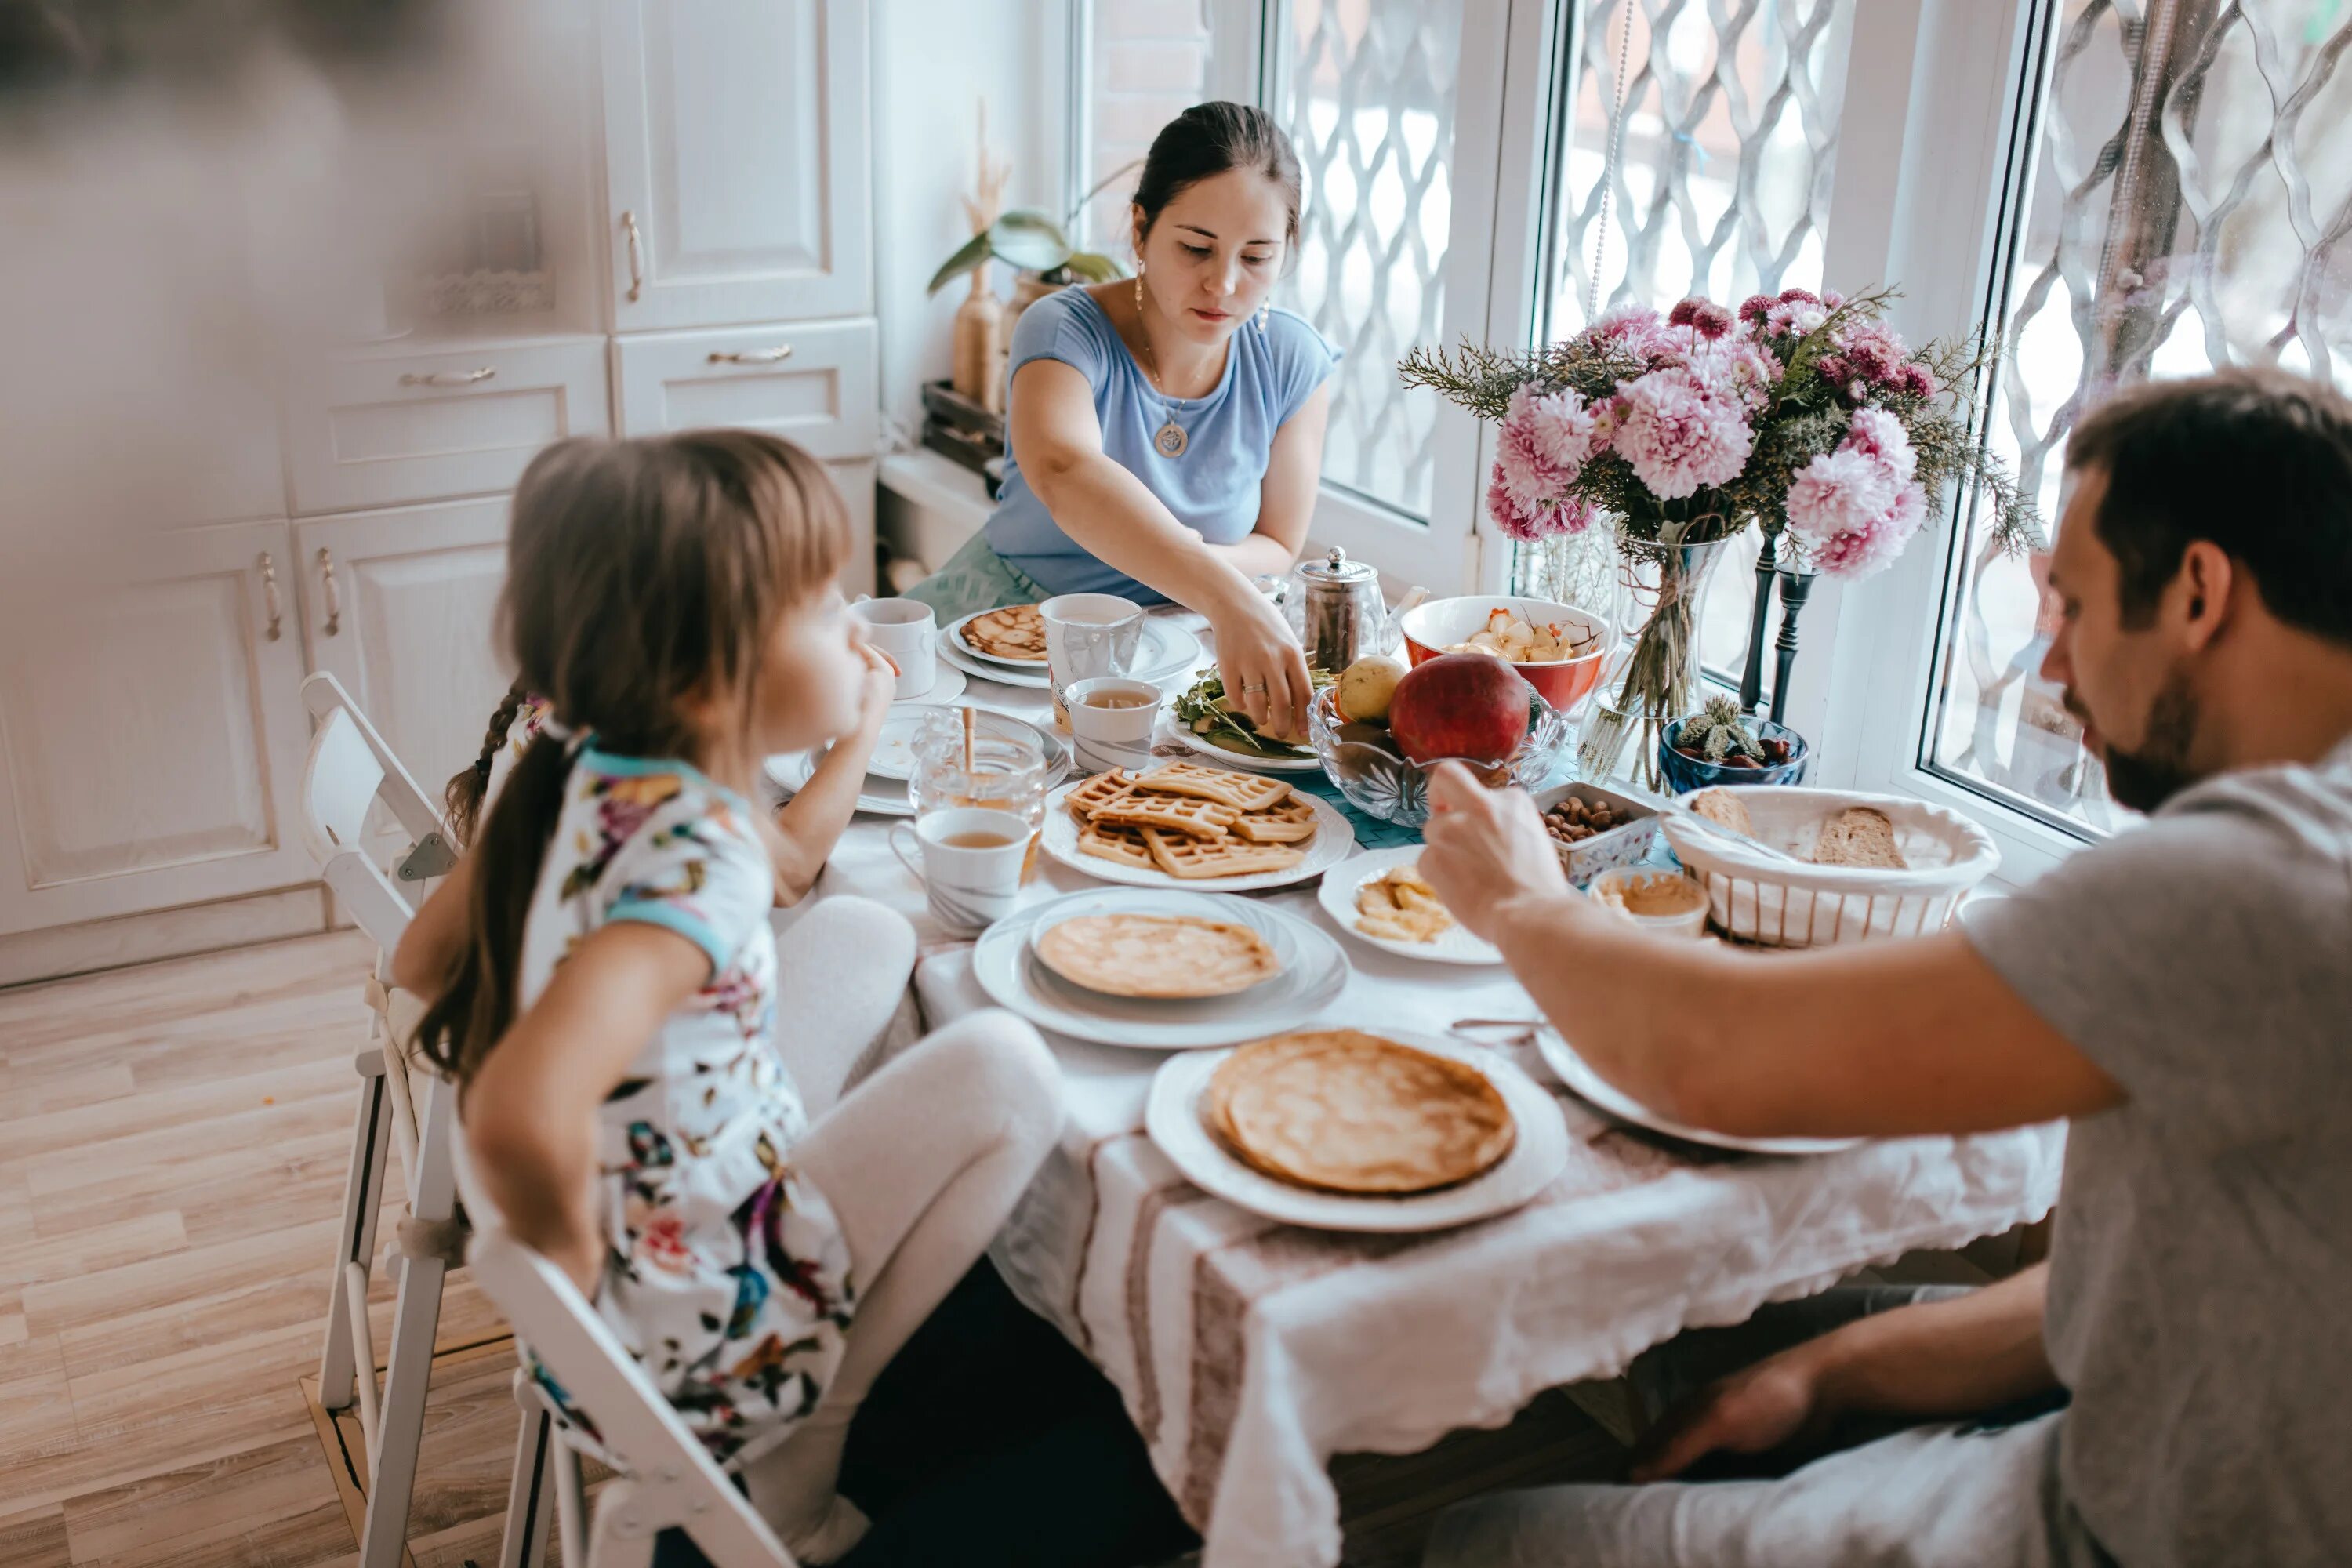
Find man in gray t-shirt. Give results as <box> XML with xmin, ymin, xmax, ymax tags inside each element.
<box><xmin>1414</xmin><ymin>367</ymin><xmax>2352</xmax><ymax>1568</ymax></box>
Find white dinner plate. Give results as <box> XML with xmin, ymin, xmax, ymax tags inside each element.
<box><xmin>1532</xmin><ymin>1027</ymin><xmax>1864</xmax><ymax>1156</ymax></box>
<box><xmin>1156</xmin><ymin>710</ymin><xmax>1325</xmax><ymax>773</ymax></box>
<box><xmin>972</xmin><ymin>889</ymin><xmax>1347</xmax><ymax>1050</ymax></box>
<box><xmin>942</xmin><ymin>608</ymin><xmax>1052</xmax><ymax>670</ymax></box>
<box><xmin>862</xmin><ymin>705</ymin><xmax>1068</xmax><ymax>782</ymax></box>
<box><xmin>1040</xmin><ymin>777</ymin><xmax>1356</xmax><ymax>893</ymax></box>
<box><xmin>891</xmin><ymin>662</ymin><xmax>964</xmax><ymax>706</ymax></box>
<box><xmin>762</xmin><ymin>750</ymin><xmax>916</xmax><ymax>817</ymax></box>
<box><xmin>1145</xmin><ymin>1031</ymin><xmax>1571</xmax><ymax>1232</ymax></box>
<box><xmin>1317</xmin><ymin>847</ymin><xmax>1504</xmax><ymax>966</ymax></box>
<box><xmin>937</xmin><ymin>618</ymin><xmax>1204</xmax><ymax>692</ymax></box>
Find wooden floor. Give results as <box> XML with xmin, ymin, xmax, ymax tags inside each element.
<box><xmin>0</xmin><ymin>930</ymin><xmax>1624</xmax><ymax>1568</ymax></box>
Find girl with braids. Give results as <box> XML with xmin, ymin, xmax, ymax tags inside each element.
<box><xmin>390</xmin><ymin>430</ymin><xmax>1061</xmax><ymax>1565</ymax></box>
<box><xmin>445</xmin><ymin>681</ymin><xmax>547</xmax><ymax>847</ymax></box>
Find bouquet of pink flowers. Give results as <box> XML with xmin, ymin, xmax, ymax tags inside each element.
<box><xmin>1401</xmin><ymin>286</ymin><xmax>2034</xmax><ymax>779</ymax></box>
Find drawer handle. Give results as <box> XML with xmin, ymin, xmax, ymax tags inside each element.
<box><xmin>397</xmin><ymin>367</ymin><xmax>496</xmax><ymax>388</ymax></box>
<box><xmin>708</xmin><ymin>344</ymin><xmax>794</xmax><ymax>365</ymax></box>
<box><xmin>260</xmin><ymin>552</ymin><xmax>282</xmax><ymax>642</ymax></box>
<box><xmin>318</xmin><ymin>547</ymin><xmax>343</xmax><ymax>637</ymax></box>
<box><xmin>622</xmin><ymin>209</ymin><xmax>644</xmax><ymax>303</ymax></box>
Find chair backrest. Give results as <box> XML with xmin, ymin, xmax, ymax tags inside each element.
<box><xmin>455</xmin><ymin>1138</ymin><xmax>797</xmax><ymax>1568</ymax></box>
<box><xmin>299</xmin><ymin>672</ymin><xmax>452</xmax><ymax>952</ymax></box>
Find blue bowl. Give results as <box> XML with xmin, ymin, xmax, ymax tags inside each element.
<box><xmin>1657</xmin><ymin>716</ymin><xmax>1810</xmax><ymax>794</ymax></box>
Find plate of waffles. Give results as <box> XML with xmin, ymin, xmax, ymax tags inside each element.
<box><xmin>938</xmin><ymin>618</ymin><xmax>1203</xmax><ymax>691</ymax></box>
<box><xmin>1317</xmin><ymin>847</ymin><xmax>1504</xmax><ymax>966</ymax></box>
<box><xmin>1042</xmin><ymin>762</ymin><xmax>1355</xmax><ymax>891</ymax></box>
<box><xmin>948</xmin><ymin>604</ymin><xmax>1050</xmax><ymax>666</ymax></box>
<box><xmin>972</xmin><ymin>888</ymin><xmax>1348</xmax><ymax>1050</ymax></box>
<box><xmin>1144</xmin><ymin>1028</ymin><xmax>1570</xmax><ymax>1231</ymax></box>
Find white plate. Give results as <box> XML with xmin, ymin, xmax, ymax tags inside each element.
<box><xmin>938</xmin><ymin>618</ymin><xmax>1204</xmax><ymax>692</ymax></box>
<box><xmin>1532</xmin><ymin>1028</ymin><xmax>1864</xmax><ymax>1156</ymax></box>
<box><xmin>891</xmin><ymin>662</ymin><xmax>964</xmax><ymax>706</ymax></box>
<box><xmin>863</xmin><ymin>705</ymin><xmax>1068</xmax><ymax>782</ymax></box>
<box><xmin>973</xmin><ymin>890</ymin><xmax>1347</xmax><ymax>1050</ymax></box>
<box><xmin>762</xmin><ymin>750</ymin><xmax>916</xmax><ymax>817</ymax></box>
<box><xmin>942</xmin><ymin>608</ymin><xmax>1051</xmax><ymax>670</ymax></box>
<box><xmin>1318</xmin><ymin>848</ymin><xmax>1504</xmax><ymax>966</ymax></box>
<box><xmin>1145</xmin><ymin>1032</ymin><xmax>1571</xmax><ymax>1232</ymax></box>
<box><xmin>1040</xmin><ymin>777</ymin><xmax>1356</xmax><ymax>892</ymax></box>
<box><xmin>1156</xmin><ymin>710</ymin><xmax>1325</xmax><ymax>774</ymax></box>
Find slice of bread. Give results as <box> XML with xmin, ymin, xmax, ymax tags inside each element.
<box><xmin>1812</xmin><ymin>806</ymin><xmax>1906</xmax><ymax>869</ymax></box>
<box><xmin>1686</xmin><ymin>788</ymin><xmax>1755</xmax><ymax>838</ymax></box>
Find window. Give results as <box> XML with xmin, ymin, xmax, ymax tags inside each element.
<box><xmin>1074</xmin><ymin>2</ymin><xmax>1217</xmax><ymax>253</ymax></box>
<box><xmin>1533</xmin><ymin>0</ymin><xmax>1859</xmax><ymax>698</ymax></box>
<box><xmin>1922</xmin><ymin>0</ymin><xmax>2352</xmax><ymax>840</ymax></box>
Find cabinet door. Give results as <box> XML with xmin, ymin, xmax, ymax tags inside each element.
<box><xmin>296</xmin><ymin>499</ymin><xmax>515</xmax><ymax>855</ymax></box>
<box><xmin>610</xmin><ymin>320</ymin><xmax>877</xmax><ymax>456</ymax></box>
<box><xmin>0</xmin><ymin>521</ymin><xmax>316</xmax><ymax>935</ymax></box>
<box><xmin>285</xmin><ymin>337</ymin><xmax>612</xmax><ymax>516</ymax></box>
<box><xmin>601</xmin><ymin>0</ymin><xmax>872</xmax><ymax>329</ymax></box>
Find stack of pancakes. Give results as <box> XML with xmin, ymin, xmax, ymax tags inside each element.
<box><xmin>960</xmin><ymin>604</ymin><xmax>1048</xmax><ymax>662</ymax></box>
<box><xmin>1202</xmin><ymin>1030</ymin><xmax>1516</xmax><ymax>1195</ymax></box>
<box><xmin>1066</xmin><ymin>763</ymin><xmax>1318</xmax><ymax>879</ymax></box>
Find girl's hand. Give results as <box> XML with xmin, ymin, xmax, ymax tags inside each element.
<box><xmin>1417</xmin><ymin>762</ymin><xmax>1573</xmax><ymax>942</ymax></box>
<box><xmin>1210</xmin><ymin>588</ymin><xmax>1315</xmax><ymax>744</ymax></box>
<box><xmin>853</xmin><ymin>640</ymin><xmax>898</xmax><ymax>733</ymax></box>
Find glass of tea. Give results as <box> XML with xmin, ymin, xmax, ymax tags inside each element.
<box><xmin>907</xmin><ymin>708</ymin><xmax>1051</xmax><ymax>833</ymax></box>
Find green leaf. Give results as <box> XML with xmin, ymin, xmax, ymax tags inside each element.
<box><xmin>926</xmin><ymin>230</ymin><xmax>992</xmax><ymax>295</ymax></box>
<box><xmin>1061</xmin><ymin>250</ymin><xmax>1127</xmax><ymax>283</ymax></box>
<box><xmin>990</xmin><ymin>211</ymin><xmax>1074</xmax><ymax>272</ymax></box>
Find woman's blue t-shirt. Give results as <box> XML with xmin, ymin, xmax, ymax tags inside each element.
<box><xmin>982</xmin><ymin>285</ymin><xmax>1341</xmax><ymax>603</ymax></box>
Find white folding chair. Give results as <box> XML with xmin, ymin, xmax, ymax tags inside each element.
<box><xmin>456</xmin><ymin>1138</ymin><xmax>802</xmax><ymax>1568</ymax></box>
<box><xmin>299</xmin><ymin>670</ymin><xmax>554</xmax><ymax>1568</ymax></box>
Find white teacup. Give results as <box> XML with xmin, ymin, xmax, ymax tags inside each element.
<box><xmin>890</xmin><ymin>807</ymin><xmax>1031</xmax><ymax>933</ymax></box>
<box><xmin>1065</xmin><ymin>677</ymin><xmax>1162</xmax><ymax>773</ymax></box>
<box><xmin>851</xmin><ymin>597</ymin><xmax>938</xmax><ymax>699</ymax></box>
<box><xmin>1040</xmin><ymin>593</ymin><xmax>1144</xmax><ymax>728</ymax></box>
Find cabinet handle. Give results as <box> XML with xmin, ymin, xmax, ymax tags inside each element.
<box><xmin>397</xmin><ymin>367</ymin><xmax>496</xmax><ymax>388</ymax></box>
<box><xmin>259</xmin><ymin>552</ymin><xmax>282</xmax><ymax>642</ymax></box>
<box><xmin>707</xmin><ymin>344</ymin><xmax>793</xmax><ymax>365</ymax></box>
<box><xmin>318</xmin><ymin>547</ymin><xmax>343</xmax><ymax>637</ymax></box>
<box><xmin>622</xmin><ymin>209</ymin><xmax>644</xmax><ymax>303</ymax></box>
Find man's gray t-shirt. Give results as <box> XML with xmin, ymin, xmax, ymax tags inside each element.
<box><xmin>1965</xmin><ymin>736</ymin><xmax>2352</xmax><ymax>1568</ymax></box>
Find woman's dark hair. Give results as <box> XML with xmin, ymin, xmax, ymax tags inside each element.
<box><xmin>2066</xmin><ymin>368</ymin><xmax>2352</xmax><ymax>646</ymax></box>
<box><xmin>1131</xmin><ymin>101</ymin><xmax>1302</xmax><ymax>250</ymax></box>
<box><xmin>444</xmin><ymin>681</ymin><xmax>530</xmax><ymax>847</ymax></box>
<box><xmin>413</xmin><ymin>429</ymin><xmax>849</xmax><ymax>1088</ymax></box>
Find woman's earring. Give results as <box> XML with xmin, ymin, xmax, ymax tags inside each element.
<box><xmin>1134</xmin><ymin>271</ymin><xmax>1144</xmax><ymax>316</ymax></box>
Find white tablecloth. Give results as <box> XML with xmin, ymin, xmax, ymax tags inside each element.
<box><xmin>789</xmin><ymin>617</ymin><xmax>2067</xmax><ymax>1568</ymax></box>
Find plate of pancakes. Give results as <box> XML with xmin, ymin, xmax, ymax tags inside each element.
<box><xmin>1317</xmin><ymin>847</ymin><xmax>1505</xmax><ymax>966</ymax></box>
<box><xmin>938</xmin><ymin>609</ymin><xmax>1203</xmax><ymax>691</ymax></box>
<box><xmin>1145</xmin><ymin>1029</ymin><xmax>1570</xmax><ymax>1231</ymax></box>
<box><xmin>973</xmin><ymin>887</ymin><xmax>1348</xmax><ymax>1050</ymax></box>
<box><xmin>1042</xmin><ymin>763</ymin><xmax>1356</xmax><ymax>891</ymax></box>
<box><xmin>949</xmin><ymin>604</ymin><xmax>1050</xmax><ymax>666</ymax></box>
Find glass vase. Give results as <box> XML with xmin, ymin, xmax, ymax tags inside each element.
<box><xmin>1574</xmin><ymin>532</ymin><xmax>1736</xmax><ymax>789</ymax></box>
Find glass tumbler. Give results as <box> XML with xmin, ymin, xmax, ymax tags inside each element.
<box><xmin>908</xmin><ymin>710</ymin><xmax>1051</xmax><ymax>835</ymax></box>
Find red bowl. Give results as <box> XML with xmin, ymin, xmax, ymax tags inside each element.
<box><xmin>1396</xmin><ymin>596</ymin><xmax>1613</xmax><ymax>713</ymax></box>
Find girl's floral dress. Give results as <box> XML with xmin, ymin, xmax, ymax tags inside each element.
<box><xmin>513</xmin><ymin>745</ymin><xmax>855</xmax><ymax>1471</ymax></box>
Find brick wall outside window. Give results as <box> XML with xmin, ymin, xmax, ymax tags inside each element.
<box><xmin>1083</xmin><ymin>0</ymin><xmax>1213</xmax><ymax>250</ymax></box>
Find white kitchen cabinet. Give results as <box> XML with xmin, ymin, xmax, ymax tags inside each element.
<box><xmin>600</xmin><ymin>0</ymin><xmax>872</xmax><ymax>329</ymax></box>
<box><xmin>295</xmin><ymin>501</ymin><xmax>517</xmax><ymax>850</ymax></box>
<box><xmin>0</xmin><ymin>521</ymin><xmax>317</xmax><ymax>935</ymax></box>
<box><xmin>285</xmin><ymin>336</ymin><xmax>612</xmax><ymax>515</ymax></box>
<box><xmin>610</xmin><ymin>321</ymin><xmax>878</xmax><ymax>456</ymax></box>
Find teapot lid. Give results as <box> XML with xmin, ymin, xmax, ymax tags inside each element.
<box><xmin>1299</xmin><ymin>546</ymin><xmax>1377</xmax><ymax>586</ymax></box>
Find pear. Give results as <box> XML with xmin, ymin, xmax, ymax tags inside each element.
<box><xmin>1334</xmin><ymin>655</ymin><xmax>1408</xmax><ymax>725</ymax></box>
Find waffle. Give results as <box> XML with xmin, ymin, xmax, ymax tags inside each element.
<box><xmin>1230</xmin><ymin>793</ymin><xmax>1319</xmax><ymax>844</ymax></box>
<box><xmin>1141</xmin><ymin>828</ymin><xmax>1304</xmax><ymax>880</ymax></box>
<box><xmin>1090</xmin><ymin>790</ymin><xmax>1241</xmax><ymax>840</ymax></box>
<box><xmin>1063</xmin><ymin>768</ymin><xmax>1136</xmax><ymax>822</ymax></box>
<box><xmin>1134</xmin><ymin>761</ymin><xmax>1290</xmax><ymax>813</ymax></box>
<box><xmin>1075</xmin><ymin>820</ymin><xmax>1156</xmax><ymax>871</ymax></box>
<box><xmin>962</xmin><ymin>604</ymin><xmax>1047</xmax><ymax>661</ymax></box>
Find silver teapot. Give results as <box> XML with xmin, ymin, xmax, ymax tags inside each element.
<box><xmin>1263</xmin><ymin>547</ymin><xmax>1426</xmax><ymax>674</ymax></box>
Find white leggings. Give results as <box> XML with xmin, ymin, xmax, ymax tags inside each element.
<box><xmin>742</xmin><ymin>898</ymin><xmax>1063</xmax><ymax>1559</ymax></box>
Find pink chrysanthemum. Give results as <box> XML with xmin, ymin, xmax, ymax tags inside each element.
<box><xmin>1496</xmin><ymin>415</ymin><xmax>1567</xmax><ymax>510</ymax></box>
<box><xmin>1842</xmin><ymin>407</ymin><xmax>1918</xmax><ymax>485</ymax></box>
<box><xmin>1777</xmin><ymin>287</ymin><xmax>1820</xmax><ymax>307</ymax></box>
<box><xmin>1765</xmin><ymin>299</ymin><xmax>1831</xmax><ymax>338</ymax></box>
<box><xmin>1823</xmin><ymin>289</ymin><xmax>1846</xmax><ymax>310</ymax></box>
<box><xmin>1686</xmin><ymin>336</ymin><xmax>1783</xmax><ymax>412</ymax></box>
<box><xmin>1610</xmin><ymin>368</ymin><xmax>1755</xmax><ymax>499</ymax></box>
<box><xmin>1588</xmin><ymin>302</ymin><xmax>1675</xmax><ymax>358</ymax></box>
<box><xmin>1511</xmin><ymin>382</ymin><xmax>1602</xmax><ymax>474</ymax></box>
<box><xmin>1806</xmin><ymin>481</ymin><xmax>1926</xmax><ymax>578</ymax></box>
<box><xmin>1737</xmin><ymin>293</ymin><xmax>1775</xmax><ymax>326</ymax></box>
<box><xmin>1787</xmin><ymin>447</ymin><xmax>1899</xmax><ymax>546</ymax></box>
<box><xmin>1898</xmin><ymin>363</ymin><xmax>1936</xmax><ymax>399</ymax></box>
<box><xmin>1486</xmin><ymin>466</ymin><xmax>1548</xmax><ymax>543</ymax></box>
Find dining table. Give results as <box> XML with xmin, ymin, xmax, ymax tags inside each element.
<box><xmin>775</xmin><ymin>606</ymin><xmax>2067</xmax><ymax>1568</ymax></box>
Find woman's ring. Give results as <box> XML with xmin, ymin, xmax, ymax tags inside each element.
<box><xmin>1242</xmin><ymin>681</ymin><xmax>1269</xmax><ymax>695</ymax></box>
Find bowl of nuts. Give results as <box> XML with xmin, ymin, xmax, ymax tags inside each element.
<box><xmin>1530</xmin><ymin>781</ymin><xmax>1660</xmax><ymax>887</ymax></box>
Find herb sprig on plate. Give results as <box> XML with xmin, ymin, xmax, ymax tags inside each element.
<box><xmin>1171</xmin><ymin>668</ymin><xmax>1333</xmax><ymax>759</ymax></box>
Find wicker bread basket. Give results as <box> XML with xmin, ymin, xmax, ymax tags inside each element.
<box><xmin>1660</xmin><ymin>786</ymin><xmax>2000</xmax><ymax>947</ymax></box>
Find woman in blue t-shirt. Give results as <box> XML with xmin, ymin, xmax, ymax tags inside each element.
<box><xmin>906</xmin><ymin>102</ymin><xmax>1340</xmax><ymax>744</ymax></box>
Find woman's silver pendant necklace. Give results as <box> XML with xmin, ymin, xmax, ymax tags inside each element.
<box><xmin>1135</xmin><ymin>273</ymin><xmax>1188</xmax><ymax>459</ymax></box>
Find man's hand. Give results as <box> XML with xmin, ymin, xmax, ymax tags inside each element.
<box><xmin>1628</xmin><ymin>1344</ymin><xmax>1835</xmax><ymax>1482</ymax></box>
<box><xmin>1416</xmin><ymin>761</ymin><xmax>1573</xmax><ymax>942</ymax></box>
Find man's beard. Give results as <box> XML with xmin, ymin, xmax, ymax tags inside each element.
<box><xmin>2067</xmin><ymin>670</ymin><xmax>2201</xmax><ymax>813</ymax></box>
